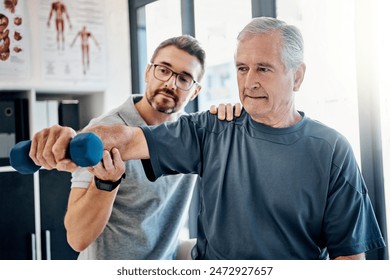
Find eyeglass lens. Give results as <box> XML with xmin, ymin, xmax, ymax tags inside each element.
<box><xmin>154</xmin><ymin>65</ymin><xmax>193</xmax><ymax>90</ymax></box>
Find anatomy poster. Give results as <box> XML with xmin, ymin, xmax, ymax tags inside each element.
<box><xmin>39</xmin><ymin>0</ymin><xmax>107</xmax><ymax>85</ymax></box>
<box><xmin>0</xmin><ymin>0</ymin><xmax>30</xmax><ymax>79</ymax></box>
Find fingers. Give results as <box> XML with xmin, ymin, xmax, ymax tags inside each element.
<box><xmin>57</xmin><ymin>159</ymin><xmax>78</xmax><ymax>173</ymax></box>
<box><xmin>111</xmin><ymin>147</ymin><xmax>124</xmax><ymax>167</ymax></box>
<box><xmin>209</xmin><ymin>105</ymin><xmax>217</xmax><ymax>115</ymax></box>
<box><xmin>29</xmin><ymin>125</ymin><xmax>76</xmax><ymax>170</ymax></box>
<box><xmin>52</xmin><ymin>130</ymin><xmax>75</xmax><ymax>163</ymax></box>
<box><xmin>225</xmin><ymin>103</ymin><xmax>234</xmax><ymax>121</ymax></box>
<box><xmin>210</xmin><ymin>103</ymin><xmax>242</xmax><ymax>121</ymax></box>
<box><xmin>30</xmin><ymin>127</ymin><xmax>57</xmax><ymax>169</ymax></box>
<box><xmin>30</xmin><ymin>128</ymin><xmax>49</xmax><ymax>168</ymax></box>
<box><xmin>45</xmin><ymin>129</ymin><xmax>66</xmax><ymax>168</ymax></box>
<box><xmin>102</xmin><ymin>150</ymin><xmax>115</xmax><ymax>171</ymax></box>
<box><xmin>233</xmin><ymin>102</ymin><xmax>242</xmax><ymax>117</ymax></box>
<box><xmin>223</xmin><ymin>103</ymin><xmax>242</xmax><ymax>120</ymax></box>
<box><xmin>217</xmin><ymin>103</ymin><xmax>228</xmax><ymax>121</ymax></box>
<box><xmin>89</xmin><ymin>148</ymin><xmax>125</xmax><ymax>182</ymax></box>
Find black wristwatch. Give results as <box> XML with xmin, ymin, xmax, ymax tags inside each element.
<box><xmin>94</xmin><ymin>173</ymin><xmax>126</xmax><ymax>192</ymax></box>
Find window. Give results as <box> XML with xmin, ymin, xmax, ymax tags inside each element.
<box><xmin>194</xmin><ymin>0</ymin><xmax>252</xmax><ymax>110</ymax></box>
<box><xmin>379</xmin><ymin>0</ymin><xmax>390</xmax><ymax>254</ymax></box>
<box><xmin>277</xmin><ymin>0</ymin><xmax>388</xmax><ymax>259</ymax></box>
<box><xmin>133</xmin><ymin>0</ymin><xmax>182</xmax><ymax>94</ymax></box>
<box><xmin>277</xmin><ymin>0</ymin><xmax>361</xmax><ymax>163</ymax></box>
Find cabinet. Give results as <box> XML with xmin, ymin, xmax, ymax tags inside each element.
<box><xmin>0</xmin><ymin>88</ymin><xmax>104</xmax><ymax>259</ymax></box>
<box><xmin>0</xmin><ymin>172</ymin><xmax>35</xmax><ymax>259</ymax></box>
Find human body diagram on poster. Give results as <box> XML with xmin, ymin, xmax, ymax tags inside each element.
<box><xmin>46</xmin><ymin>0</ymin><xmax>102</xmax><ymax>76</ymax></box>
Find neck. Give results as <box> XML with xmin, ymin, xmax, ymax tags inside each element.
<box><xmin>253</xmin><ymin>110</ymin><xmax>302</xmax><ymax>128</ymax></box>
<box><xmin>135</xmin><ymin>97</ymin><xmax>180</xmax><ymax>125</ymax></box>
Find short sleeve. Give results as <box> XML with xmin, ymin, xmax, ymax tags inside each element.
<box><xmin>140</xmin><ymin>114</ymin><xmax>204</xmax><ymax>180</ymax></box>
<box><xmin>324</xmin><ymin>139</ymin><xmax>385</xmax><ymax>258</ymax></box>
<box><xmin>71</xmin><ymin>167</ymin><xmax>93</xmax><ymax>188</ymax></box>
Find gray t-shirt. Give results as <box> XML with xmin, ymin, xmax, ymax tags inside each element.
<box><xmin>141</xmin><ymin>109</ymin><xmax>385</xmax><ymax>259</ymax></box>
<box><xmin>72</xmin><ymin>95</ymin><xmax>197</xmax><ymax>259</ymax></box>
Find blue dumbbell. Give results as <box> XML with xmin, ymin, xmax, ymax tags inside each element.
<box><xmin>9</xmin><ymin>132</ymin><xmax>104</xmax><ymax>174</ymax></box>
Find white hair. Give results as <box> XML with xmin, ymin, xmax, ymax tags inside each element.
<box><xmin>237</xmin><ymin>17</ymin><xmax>304</xmax><ymax>70</ymax></box>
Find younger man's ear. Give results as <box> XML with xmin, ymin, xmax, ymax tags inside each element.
<box><xmin>190</xmin><ymin>84</ymin><xmax>202</xmax><ymax>101</ymax></box>
<box><xmin>144</xmin><ymin>64</ymin><xmax>153</xmax><ymax>83</ymax></box>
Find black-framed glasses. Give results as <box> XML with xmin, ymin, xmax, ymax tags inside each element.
<box><xmin>150</xmin><ymin>63</ymin><xmax>198</xmax><ymax>91</ymax></box>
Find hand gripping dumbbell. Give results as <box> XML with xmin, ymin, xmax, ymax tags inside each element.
<box><xmin>9</xmin><ymin>132</ymin><xmax>104</xmax><ymax>174</ymax></box>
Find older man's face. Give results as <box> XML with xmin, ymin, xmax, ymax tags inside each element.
<box><xmin>235</xmin><ymin>30</ymin><xmax>305</xmax><ymax>126</ymax></box>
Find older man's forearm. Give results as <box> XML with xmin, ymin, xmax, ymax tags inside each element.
<box><xmin>83</xmin><ymin>124</ymin><xmax>150</xmax><ymax>161</ymax></box>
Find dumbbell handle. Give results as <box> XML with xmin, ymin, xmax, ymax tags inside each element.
<box><xmin>9</xmin><ymin>132</ymin><xmax>104</xmax><ymax>174</ymax></box>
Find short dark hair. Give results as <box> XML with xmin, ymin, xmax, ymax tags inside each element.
<box><xmin>150</xmin><ymin>35</ymin><xmax>206</xmax><ymax>81</ymax></box>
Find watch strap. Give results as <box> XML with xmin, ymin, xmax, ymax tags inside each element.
<box><xmin>94</xmin><ymin>173</ymin><xmax>126</xmax><ymax>192</ymax></box>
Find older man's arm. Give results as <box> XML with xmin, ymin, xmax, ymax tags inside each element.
<box><xmin>83</xmin><ymin>124</ymin><xmax>149</xmax><ymax>161</ymax></box>
<box><xmin>29</xmin><ymin>124</ymin><xmax>149</xmax><ymax>172</ymax></box>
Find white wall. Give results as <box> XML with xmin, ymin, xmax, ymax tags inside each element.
<box><xmin>0</xmin><ymin>0</ymin><xmax>131</xmax><ymax>115</ymax></box>
<box><xmin>101</xmin><ymin>0</ymin><xmax>132</xmax><ymax>111</ymax></box>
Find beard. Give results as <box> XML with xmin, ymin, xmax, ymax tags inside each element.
<box><xmin>147</xmin><ymin>88</ymin><xmax>179</xmax><ymax>114</ymax></box>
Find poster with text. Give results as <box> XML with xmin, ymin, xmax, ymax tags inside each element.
<box><xmin>39</xmin><ymin>0</ymin><xmax>107</xmax><ymax>86</ymax></box>
<box><xmin>0</xmin><ymin>0</ymin><xmax>30</xmax><ymax>79</ymax></box>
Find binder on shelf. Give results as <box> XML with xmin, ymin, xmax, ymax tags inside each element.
<box><xmin>34</xmin><ymin>100</ymin><xmax>59</xmax><ymax>133</ymax></box>
<box><xmin>0</xmin><ymin>99</ymin><xmax>29</xmax><ymax>166</ymax></box>
<box><xmin>58</xmin><ymin>100</ymin><xmax>80</xmax><ymax>131</ymax></box>
<box><xmin>35</xmin><ymin>99</ymin><xmax>80</xmax><ymax>132</ymax></box>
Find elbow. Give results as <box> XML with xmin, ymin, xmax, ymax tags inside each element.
<box><xmin>64</xmin><ymin>217</ymin><xmax>95</xmax><ymax>252</ymax></box>
<box><xmin>66</xmin><ymin>232</ymin><xmax>90</xmax><ymax>252</ymax></box>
